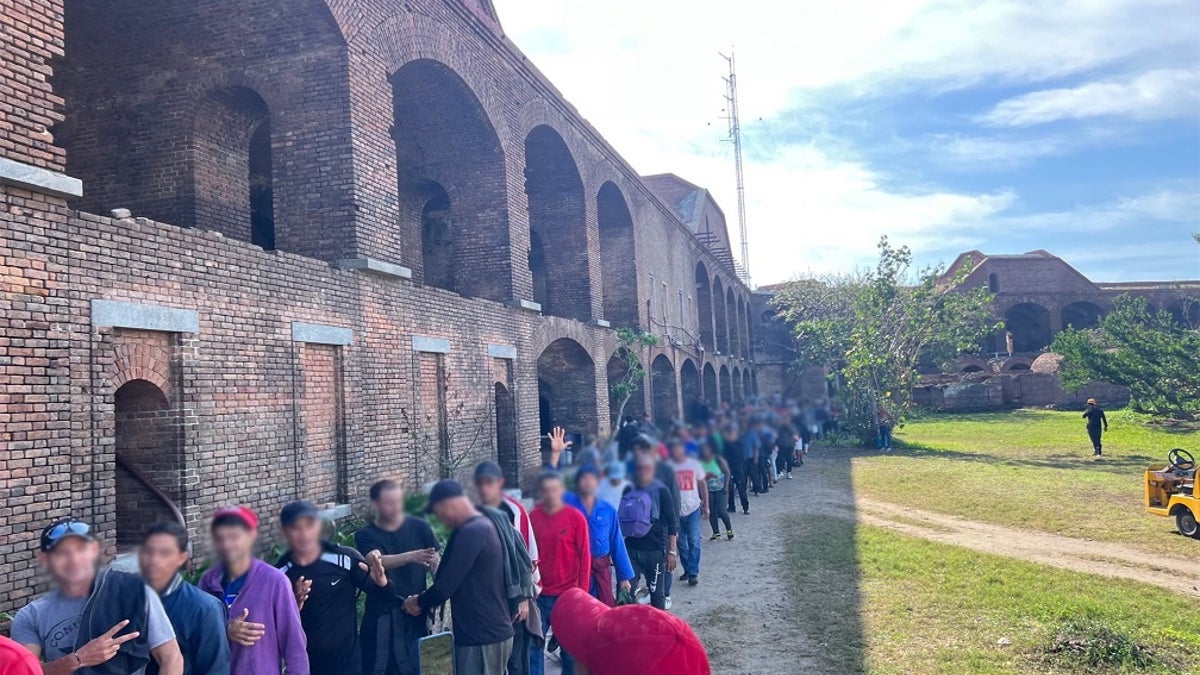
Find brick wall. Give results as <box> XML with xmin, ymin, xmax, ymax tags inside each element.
<box><xmin>0</xmin><ymin>0</ymin><xmax>65</xmax><ymax>171</ymax></box>
<box><xmin>299</xmin><ymin>343</ymin><xmax>344</xmax><ymax>505</ymax></box>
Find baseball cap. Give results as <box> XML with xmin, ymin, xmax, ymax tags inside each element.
<box><xmin>280</xmin><ymin>500</ymin><xmax>320</xmax><ymax>526</ymax></box>
<box><xmin>0</xmin><ymin>635</ymin><xmax>42</xmax><ymax>675</ymax></box>
<box><xmin>575</xmin><ymin>463</ymin><xmax>601</xmax><ymax>485</ymax></box>
<box><xmin>550</xmin><ymin>588</ymin><xmax>711</xmax><ymax>675</ymax></box>
<box><xmin>212</xmin><ymin>505</ymin><xmax>259</xmax><ymax>531</ymax></box>
<box><xmin>604</xmin><ymin>461</ymin><xmax>626</xmax><ymax>479</ymax></box>
<box><xmin>425</xmin><ymin>479</ymin><xmax>465</xmax><ymax>513</ymax></box>
<box><xmin>473</xmin><ymin>461</ymin><xmax>504</xmax><ymax>482</ymax></box>
<box><xmin>40</xmin><ymin>518</ymin><xmax>96</xmax><ymax>552</ymax></box>
<box><xmin>1087</xmin><ymin>398</ymin><xmax>1097</xmax><ymax>405</ymax></box>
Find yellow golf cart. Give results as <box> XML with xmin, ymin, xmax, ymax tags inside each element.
<box><xmin>1145</xmin><ymin>448</ymin><xmax>1199</xmax><ymax>539</ymax></box>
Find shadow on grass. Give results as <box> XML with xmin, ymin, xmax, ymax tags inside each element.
<box><xmin>891</xmin><ymin>440</ymin><xmax>1164</xmax><ymax>478</ymax></box>
<box><xmin>783</xmin><ymin>451</ymin><xmax>867</xmax><ymax>673</ymax></box>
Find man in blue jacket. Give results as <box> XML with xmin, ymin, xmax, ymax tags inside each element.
<box><xmin>565</xmin><ymin>465</ymin><xmax>633</xmax><ymax>606</ymax></box>
<box><xmin>139</xmin><ymin>522</ymin><xmax>231</xmax><ymax>675</ymax></box>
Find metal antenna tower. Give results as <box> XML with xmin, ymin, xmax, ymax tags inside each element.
<box><xmin>721</xmin><ymin>50</ymin><xmax>751</xmax><ymax>285</ymax></box>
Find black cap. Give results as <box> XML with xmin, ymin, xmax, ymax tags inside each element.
<box><xmin>280</xmin><ymin>500</ymin><xmax>321</xmax><ymax>527</ymax></box>
<box><xmin>473</xmin><ymin>461</ymin><xmax>504</xmax><ymax>482</ymax></box>
<box><xmin>425</xmin><ymin>479</ymin><xmax>465</xmax><ymax>513</ymax></box>
<box><xmin>41</xmin><ymin>518</ymin><xmax>96</xmax><ymax>552</ymax></box>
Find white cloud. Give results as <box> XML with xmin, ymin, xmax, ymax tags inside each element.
<box><xmin>980</xmin><ymin>69</ymin><xmax>1200</xmax><ymax>127</ymax></box>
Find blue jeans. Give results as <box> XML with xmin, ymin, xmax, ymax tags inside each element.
<box><xmin>534</xmin><ymin>594</ymin><xmax>574</xmax><ymax>675</ymax></box>
<box><xmin>678</xmin><ymin>509</ymin><xmax>702</xmax><ymax>577</ymax></box>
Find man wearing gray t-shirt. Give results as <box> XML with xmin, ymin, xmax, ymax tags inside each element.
<box><xmin>11</xmin><ymin>519</ymin><xmax>183</xmax><ymax>675</ymax></box>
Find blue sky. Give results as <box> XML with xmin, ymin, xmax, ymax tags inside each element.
<box><xmin>492</xmin><ymin>0</ymin><xmax>1200</xmax><ymax>285</ymax></box>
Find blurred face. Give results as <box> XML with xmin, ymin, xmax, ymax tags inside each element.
<box><xmin>139</xmin><ymin>533</ymin><xmax>188</xmax><ymax>586</ymax></box>
<box><xmin>212</xmin><ymin>525</ymin><xmax>256</xmax><ymax>566</ymax></box>
<box><xmin>576</xmin><ymin>473</ymin><xmax>599</xmax><ymax>497</ymax></box>
<box><xmin>282</xmin><ymin>516</ymin><xmax>322</xmax><ymax>555</ymax></box>
<box><xmin>474</xmin><ymin>477</ymin><xmax>503</xmax><ymax>506</ymax></box>
<box><xmin>701</xmin><ymin>444</ymin><xmax>714</xmax><ymax>460</ymax></box>
<box><xmin>636</xmin><ymin>460</ymin><xmax>655</xmax><ymax>485</ymax></box>
<box><xmin>670</xmin><ymin>443</ymin><xmax>686</xmax><ymax>462</ymax></box>
<box><xmin>374</xmin><ymin>486</ymin><xmax>405</xmax><ymax>524</ymax></box>
<box><xmin>41</xmin><ymin>538</ymin><xmax>100</xmax><ymax>588</ymax></box>
<box><xmin>432</xmin><ymin>496</ymin><xmax>471</xmax><ymax>529</ymax></box>
<box><xmin>540</xmin><ymin>478</ymin><xmax>565</xmax><ymax>507</ymax></box>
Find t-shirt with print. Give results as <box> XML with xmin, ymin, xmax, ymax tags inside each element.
<box><xmin>11</xmin><ymin>586</ymin><xmax>175</xmax><ymax>674</ymax></box>
<box><xmin>669</xmin><ymin>457</ymin><xmax>705</xmax><ymax>516</ymax></box>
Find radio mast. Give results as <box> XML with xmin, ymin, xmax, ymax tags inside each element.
<box><xmin>721</xmin><ymin>50</ymin><xmax>751</xmax><ymax>285</ymax></box>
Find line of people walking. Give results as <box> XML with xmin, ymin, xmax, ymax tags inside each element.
<box><xmin>8</xmin><ymin>397</ymin><xmax>814</xmax><ymax>675</ymax></box>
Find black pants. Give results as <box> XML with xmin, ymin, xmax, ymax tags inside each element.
<box><xmin>708</xmin><ymin>491</ymin><xmax>732</xmax><ymax>534</ymax></box>
<box><xmin>727</xmin><ymin>462</ymin><xmax>750</xmax><ymax>512</ymax></box>
<box><xmin>627</xmin><ymin>547</ymin><xmax>667</xmax><ymax>610</ymax></box>
<box><xmin>776</xmin><ymin>448</ymin><xmax>794</xmax><ymax>474</ymax></box>
<box><xmin>1088</xmin><ymin>427</ymin><xmax>1103</xmax><ymax>453</ymax></box>
<box><xmin>751</xmin><ymin>455</ymin><xmax>769</xmax><ymax>493</ymax></box>
<box><xmin>507</xmin><ymin>620</ymin><xmax>530</xmax><ymax>675</ymax></box>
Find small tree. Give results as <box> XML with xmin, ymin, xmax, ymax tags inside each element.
<box><xmin>608</xmin><ymin>327</ymin><xmax>658</xmax><ymax>435</ymax></box>
<box><xmin>772</xmin><ymin>237</ymin><xmax>997</xmax><ymax>443</ymax></box>
<box><xmin>1052</xmin><ymin>295</ymin><xmax>1200</xmax><ymax>420</ymax></box>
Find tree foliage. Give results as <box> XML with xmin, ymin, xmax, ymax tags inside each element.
<box><xmin>1052</xmin><ymin>295</ymin><xmax>1200</xmax><ymax>420</ymax></box>
<box><xmin>608</xmin><ymin>327</ymin><xmax>659</xmax><ymax>431</ymax></box>
<box><xmin>771</xmin><ymin>237</ymin><xmax>997</xmax><ymax>443</ymax></box>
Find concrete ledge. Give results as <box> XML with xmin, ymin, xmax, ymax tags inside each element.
<box><xmin>0</xmin><ymin>157</ymin><xmax>83</xmax><ymax>199</ymax></box>
<box><xmin>487</xmin><ymin>344</ymin><xmax>518</xmax><ymax>360</ymax></box>
<box><xmin>413</xmin><ymin>336</ymin><xmax>451</xmax><ymax>354</ymax></box>
<box><xmin>91</xmin><ymin>299</ymin><xmax>199</xmax><ymax>333</ymax></box>
<box><xmin>318</xmin><ymin>504</ymin><xmax>352</xmax><ymax>521</ymax></box>
<box><xmin>507</xmin><ymin>299</ymin><xmax>542</xmax><ymax>313</ymax></box>
<box><xmin>335</xmin><ymin>257</ymin><xmax>413</xmax><ymax>280</ymax></box>
<box><xmin>594</xmin><ymin>319</ymin><xmax>612</xmax><ymax>328</ymax></box>
<box><xmin>292</xmin><ymin>321</ymin><xmax>353</xmax><ymax>346</ymax></box>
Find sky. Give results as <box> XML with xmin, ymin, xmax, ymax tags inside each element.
<box><xmin>491</xmin><ymin>0</ymin><xmax>1200</xmax><ymax>286</ymax></box>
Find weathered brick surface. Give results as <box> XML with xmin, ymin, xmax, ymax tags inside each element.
<box><xmin>0</xmin><ymin>0</ymin><xmax>760</xmax><ymax>615</ymax></box>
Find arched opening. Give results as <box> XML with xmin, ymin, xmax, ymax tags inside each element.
<box><xmin>1007</xmin><ymin>363</ymin><xmax>1032</xmax><ymax>372</ymax></box>
<box><xmin>1004</xmin><ymin>303</ymin><xmax>1052</xmax><ymax>352</ymax></box>
<box><xmin>114</xmin><ymin>379</ymin><xmax>179</xmax><ymax>548</ymax></box>
<box><xmin>598</xmin><ymin>182</ymin><xmax>638</xmax><ymax>327</ymax></box>
<box><xmin>744</xmin><ymin>298</ymin><xmax>754</xmax><ymax>355</ymax></box>
<box><xmin>703</xmin><ymin>363</ymin><xmax>719</xmax><ymax>406</ymax></box>
<box><xmin>736</xmin><ymin>297</ymin><xmax>747</xmax><ymax>357</ymax></box>
<box><xmin>193</xmin><ymin>86</ymin><xmax>273</xmax><ymax>248</ymax></box>
<box><xmin>713</xmin><ymin>278</ymin><xmax>730</xmax><ymax>354</ymax></box>
<box><xmin>732</xmin><ymin>368</ymin><xmax>743</xmax><ymax>401</ymax></box>
<box><xmin>695</xmin><ymin>263</ymin><xmax>715</xmax><ymax>351</ymax></box>
<box><xmin>680</xmin><ymin>359</ymin><xmax>702</xmax><ymax>422</ymax></box>
<box><xmin>494</xmin><ymin>383</ymin><xmax>518</xmax><ymax>486</ymax></box>
<box><xmin>1061</xmin><ymin>301</ymin><xmax>1103</xmax><ymax>330</ymax></box>
<box><xmin>391</xmin><ymin>59</ymin><xmax>510</xmax><ymax>299</ymax></box>
<box><xmin>537</xmin><ymin>338</ymin><xmax>597</xmax><ymax>441</ymax></box>
<box><xmin>751</xmin><ymin>371</ymin><xmax>758</xmax><ymax>396</ymax></box>
<box><xmin>719</xmin><ymin>365</ymin><xmax>732</xmax><ymax>404</ymax></box>
<box><xmin>988</xmin><ymin>273</ymin><xmax>1000</xmax><ymax>293</ymax></box>
<box><xmin>743</xmin><ymin>369</ymin><xmax>753</xmax><ymax>399</ymax></box>
<box><xmin>726</xmin><ymin>288</ymin><xmax>738</xmax><ymax>357</ymax></box>
<box><xmin>650</xmin><ymin>355</ymin><xmax>678</xmax><ymax>429</ymax></box>
<box><xmin>607</xmin><ymin>350</ymin><xmax>645</xmax><ymax>427</ymax></box>
<box><xmin>1166</xmin><ymin>299</ymin><xmax>1200</xmax><ymax>329</ymax></box>
<box><xmin>525</xmin><ymin>126</ymin><xmax>590</xmax><ymax>320</ymax></box>
<box><xmin>962</xmin><ymin>365</ymin><xmax>985</xmax><ymax>373</ymax></box>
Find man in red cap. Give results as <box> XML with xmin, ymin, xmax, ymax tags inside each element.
<box><xmin>549</xmin><ymin>588</ymin><xmax>710</xmax><ymax>675</ymax></box>
<box><xmin>199</xmin><ymin>506</ymin><xmax>309</xmax><ymax>675</ymax></box>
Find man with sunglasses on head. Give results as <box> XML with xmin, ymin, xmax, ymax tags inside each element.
<box><xmin>12</xmin><ymin>518</ymin><xmax>184</xmax><ymax>675</ymax></box>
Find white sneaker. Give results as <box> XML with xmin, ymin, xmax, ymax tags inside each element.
<box><xmin>786</xmin><ymin>472</ymin><xmax>792</xmax><ymax>479</ymax></box>
<box><xmin>665</xmin><ymin>596</ymin><xmax>673</xmax><ymax>610</ymax></box>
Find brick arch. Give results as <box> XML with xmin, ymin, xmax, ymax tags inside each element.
<box><xmin>531</xmin><ymin>321</ymin><xmax>601</xmax><ymax>362</ymax></box>
<box><xmin>108</xmin><ymin>342</ymin><xmax>172</xmax><ymax>403</ymax></box>
<box><xmin>513</xmin><ymin>99</ymin><xmax>593</xmax><ymax>172</ymax></box>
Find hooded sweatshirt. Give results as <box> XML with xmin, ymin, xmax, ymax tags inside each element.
<box><xmin>199</xmin><ymin>558</ymin><xmax>309</xmax><ymax>675</ymax></box>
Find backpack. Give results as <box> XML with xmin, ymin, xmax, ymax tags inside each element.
<box><xmin>618</xmin><ymin>480</ymin><xmax>663</xmax><ymax>538</ymax></box>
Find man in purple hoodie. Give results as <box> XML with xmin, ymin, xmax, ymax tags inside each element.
<box><xmin>199</xmin><ymin>506</ymin><xmax>309</xmax><ymax>675</ymax></box>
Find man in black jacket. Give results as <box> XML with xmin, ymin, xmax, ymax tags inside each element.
<box><xmin>12</xmin><ymin>518</ymin><xmax>184</xmax><ymax>675</ymax></box>
<box><xmin>1083</xmin><ymin>398</ymin><xmax>1109</xmax><ymax>456</ymax></box>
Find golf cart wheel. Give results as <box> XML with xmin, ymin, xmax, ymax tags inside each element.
<box><xmin>1177</xmin><ymin>508</ymin><xmax>1200</xmax><ymax>539</ymax></box>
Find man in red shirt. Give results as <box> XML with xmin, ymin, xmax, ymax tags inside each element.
<box><xmin>529</xmin><ymin>472</ymin><xmax>590</xmax><ymax>675</ymax></box>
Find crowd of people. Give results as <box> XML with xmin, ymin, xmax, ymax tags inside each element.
<box><xmin>5</xmin><ymin>396</ymin><xmax>828</xmax><ymax>675</ymax></box>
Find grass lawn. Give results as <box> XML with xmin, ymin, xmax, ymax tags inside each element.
<box><xmin>850</xmin><ymin>409</ymin><xmax>1200</xmax><ymax>559</ymax></box>
<box><xmin>785</xmin><ymin>512</ymin><xmax>1200</xmax><ymax>674</ymax></box>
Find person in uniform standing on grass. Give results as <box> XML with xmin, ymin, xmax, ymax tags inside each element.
<box><xmin>138</xmin><ymin>523</ymin><xmax>231</xmax><ymax>675</ymax></box>
<box><xmin>13</xmin><ymin>518</ymin><xmax>184</xmax><ymax>675</ymax></box>
<box><xmin>199</xmin><ymin>507</ymin><xmax>309</xmax><ymax>675</ymax></box>
<box><xmin>354</xmin><ymin>480</ymin><xmax>440</xmax><ymax>675</ymax></box>
<box><xmin>403</xmin><ymin>480</ymin><xmax>514</xmax><ymax>675</ymax></box>
<box><xmin>1083</xmin><ymin>398</ymin><xmax>1109</xmax><ymax>456</ymax></box>
<box><xmin>275</xmin><ymin>500</ymin><xmax>394</xmax><ymax>675</ymax></box>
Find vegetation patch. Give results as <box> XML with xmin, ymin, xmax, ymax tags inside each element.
<box><xmin>1040</xmin><ymin>619</ymin><xmax>1161</xmax><ymax>671</ymax></box>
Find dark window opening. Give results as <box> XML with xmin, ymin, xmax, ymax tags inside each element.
<box><xmin>249</xmin><ymin>118</ymin><xmax>275</xmax><ymax>250</ymax></box>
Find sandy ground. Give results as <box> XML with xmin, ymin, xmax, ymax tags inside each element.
<box><xmin>545</xmin><ymin>452</ymin><xmax>1199</xmax><ymax>674</ymax></box>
